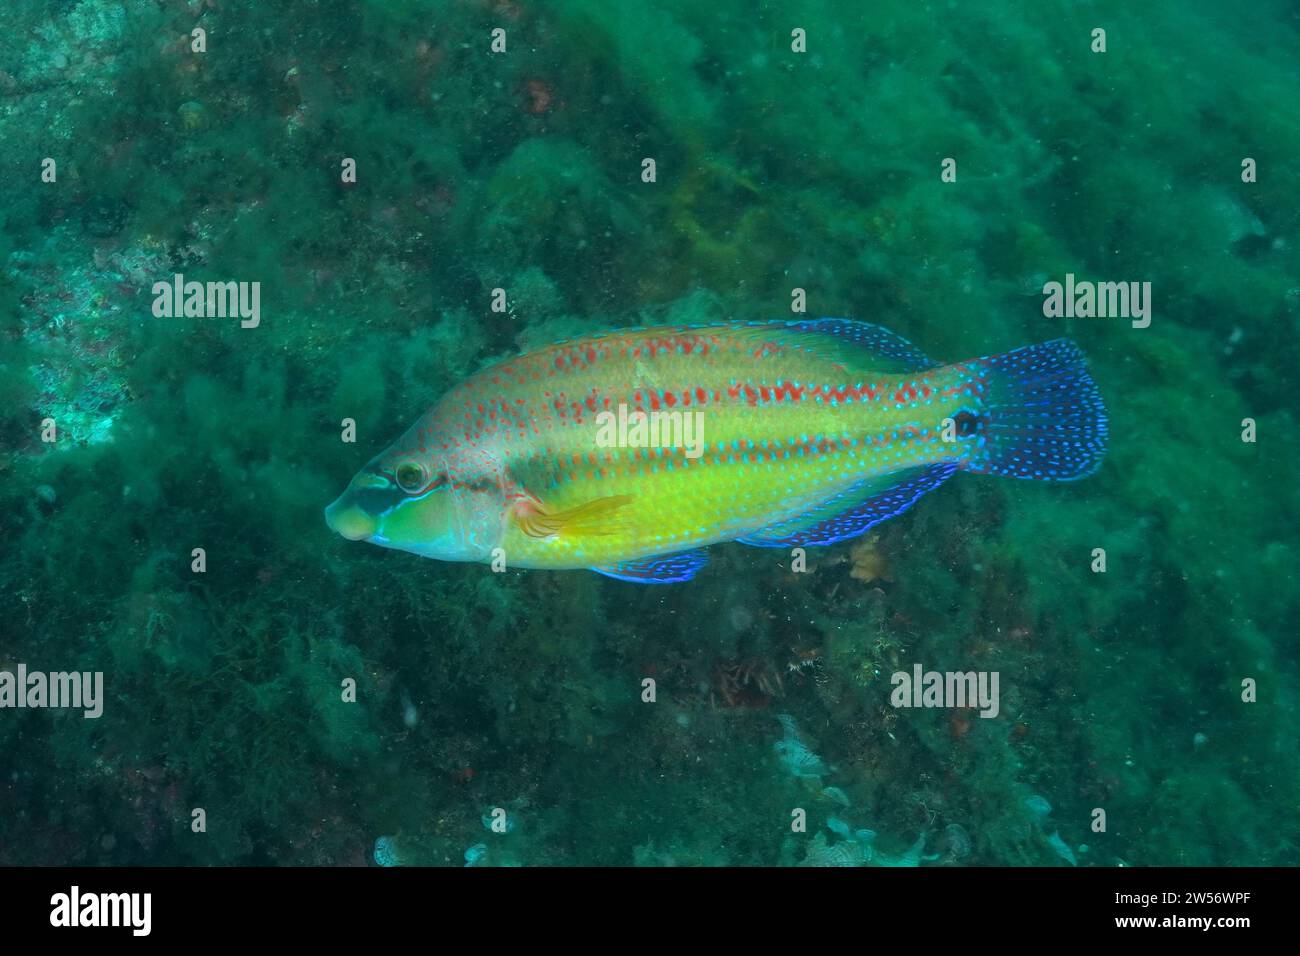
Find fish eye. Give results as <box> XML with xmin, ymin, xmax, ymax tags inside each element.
<box><xmin>395</xmin><ymin>462</ymin><xmax>427</xmax><ymax>493</ymax></box>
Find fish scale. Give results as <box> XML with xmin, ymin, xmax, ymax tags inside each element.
<box><xmin>466</xmin><ymin>324</ymin><xmax>981</xmax><ymax>568</ymax></box>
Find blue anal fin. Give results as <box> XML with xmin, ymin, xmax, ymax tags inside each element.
<box><xmin>592</xmin><ymin>549</ymin><xmax>709</xmax><ymax>584</ymax></box>
<box><xmin>737</xmin><ymin>463</ymin><xmax>957</xmax><ymax>548</ymax></box>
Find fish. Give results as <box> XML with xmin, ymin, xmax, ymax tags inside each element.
<box><xmin>325</xmin><ymin>318</ymin><xmax>1107</xmax><ymax>583</ymax></box>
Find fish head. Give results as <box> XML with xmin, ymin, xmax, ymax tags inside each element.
<box><xmin>325</xmin><ymin>424</ymin><xmax>505</xmax><ymax>562</ymax></box>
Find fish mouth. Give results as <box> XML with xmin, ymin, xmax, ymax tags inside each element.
<box><xmin>325</xmin><ymin>496</ymin><xmax>379</xmax><ymax>542</ymax></box>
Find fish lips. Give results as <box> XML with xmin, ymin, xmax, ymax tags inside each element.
<box><xmin>324</xmin><ymin>495</ymin><xmax>380</xmax><ymax>542</ymax></box>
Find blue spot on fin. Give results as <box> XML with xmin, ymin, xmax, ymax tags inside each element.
<box><xmin>747</xmin><ymin>318</ymin><xmax>937</xmax><ymax>372</ymax></box>
<box><xmin>592</xmin><ymin>549</ymin><xmax>709</xmax><ymax>584</ymax></box>
<box><xmin>737</xmin><ymin>463</ymin><xmax>957</xmax><ymax>548</ymax></box>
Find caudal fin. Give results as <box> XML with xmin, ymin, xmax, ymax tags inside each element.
<box><xmin>963</xmin><ymin>339</ymin><xmax>1108</xmax><ymax>481</ymax></box>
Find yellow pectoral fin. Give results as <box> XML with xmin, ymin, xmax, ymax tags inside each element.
<box><xmin>515</xmin><ymin>494</ymin><xmax>634</xmax><ymax>539</ymax></box>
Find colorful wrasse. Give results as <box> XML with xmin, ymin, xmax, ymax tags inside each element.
<box><xmin>325</xmin><ymin>319</ymin><xmax>1107</xmax><ymax>582</ymax></box>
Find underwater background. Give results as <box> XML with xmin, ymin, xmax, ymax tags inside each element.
<box><xmin>0</xmin><ymin>0</ymin><xmax>1297</xmax><ymax>867</ymax></box>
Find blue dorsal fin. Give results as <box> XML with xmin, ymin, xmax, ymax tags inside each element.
<box><xmin>592</xmin><ymin>548</ymin><xmax>709</xmax><ymax>584</ymax></box>
<box><xmin>737</xmin><ymin>463</ymin><xmax>957</xmax><ymax>548</ymax></box>
<box><xmin>753</xmin><ymin>318</ymin><xmax>937</xmax><ymax>372</ymax></box>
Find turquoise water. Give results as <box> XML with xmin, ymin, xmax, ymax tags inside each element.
<box><xmin>0</xmin><ymin>0</ymin><xmax>1296</xmax><ymax>866</ymax></box>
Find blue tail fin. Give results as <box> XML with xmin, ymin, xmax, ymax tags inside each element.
<box><xmin>963</xmin><ymin>339</ymin><xmax>1108</xmax><ymax>481</ymax></box>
